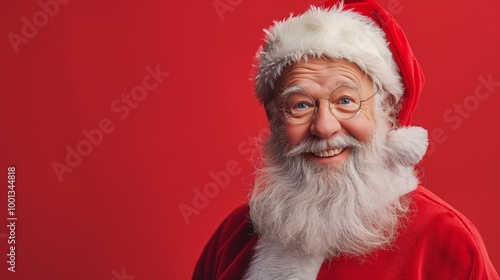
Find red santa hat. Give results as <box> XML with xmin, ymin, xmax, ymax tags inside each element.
<box><xmin>254</xmin><ymin>0</ymin><xmax>425</xmax><ymax>126</ymax></box>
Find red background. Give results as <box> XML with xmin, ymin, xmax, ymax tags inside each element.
<box><xmin>1</xmin><ymin>0</ymin><xmax>499</xmax><ymax>279</ymax></box>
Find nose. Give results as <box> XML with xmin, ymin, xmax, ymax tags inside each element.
<box><xmin>309</xmin><ymin>99</ymin><xmax>341</xmax><ymax>139</ymax></box>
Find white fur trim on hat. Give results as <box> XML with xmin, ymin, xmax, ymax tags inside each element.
<box><xmin>255</xmin><ymin>3</ymin><xmax>404</xmax><ymax>104</ymax></box>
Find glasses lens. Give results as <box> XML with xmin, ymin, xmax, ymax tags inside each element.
<box><xmin>329</xmin><ymin>86</ymin><xmax>362</xmax><ymax>119</ymax></box>
<box><xmin>283</xmin><ymin>92</ymin><xmax>315</xmax><ymax>123</ymax></box>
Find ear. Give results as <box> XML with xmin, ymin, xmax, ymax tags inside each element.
<box><xmin>264</xmin><ymin>101</ymin><xmax>284</xmax><ymax>133</ymax></box>
<box><xmin>386</xmin><ymin>126</ymin><xmax>428</xmax><ymax>166</ymax></box>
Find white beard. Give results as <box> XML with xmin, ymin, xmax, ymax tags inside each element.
<box><xmin>247</xmin><ymin>123</ymin><xmax>428</xmax><ymax>262</ymax></box>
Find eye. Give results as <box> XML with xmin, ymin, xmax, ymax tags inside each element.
<box><xmin>338</xmin><ymin>98</ymin><xmax>351</xmax><ymax>105</ymax></box>
<box><xmin>335</xmin><ymin>96</ymin><xmax>356</xmax><ymax>106</ymax></box>
<box><xmin>295</xmin><ymin>102</ymin><xmax>310</xmax><ymax>110</ymax></box>
<box><xmin>284</xmin><ymin>92</ymin><xmax>314</xmax><ymax>114</ymax></box>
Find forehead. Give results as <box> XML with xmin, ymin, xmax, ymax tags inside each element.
<box><xmin>275</xmin><ymin>58</ymin><xmax>372</xmax><ymax>95</ymax></box>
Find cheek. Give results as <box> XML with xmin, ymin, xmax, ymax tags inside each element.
<box><xmin>344</xmin><ymin>116</ymin><xmax>375</xmax><ymax>143</ymax></box>
<box><xmin>342</xmin><ymin>100</ymin><xmax>377</xmax><ymax>142</ymax></box>
<box><xmin>283</xmin><ymin>124</ymin><xmax>309</xmax><ymax>147</ymax></box>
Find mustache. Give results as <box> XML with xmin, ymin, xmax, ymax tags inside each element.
<box><xmin>285</xmin><ymin>134</ymin><xmax>363</xmax><ymax>157</ymax></box>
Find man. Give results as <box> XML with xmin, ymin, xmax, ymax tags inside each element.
<box><xmin>193</xmin><ymin>0</ymin><xmax>499</xmax><ymax>279</ymax></box>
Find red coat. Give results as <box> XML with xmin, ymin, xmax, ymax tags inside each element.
<box><xmin>193</xmin><ymin>186</ymin><xmax>499</xmax><ymax>280</ymax></box>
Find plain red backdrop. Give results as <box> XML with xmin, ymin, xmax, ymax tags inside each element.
<box><xmin>0</xmin><ymin>0</ymin><xmax>499</xmax><ymax>279</ymax></box>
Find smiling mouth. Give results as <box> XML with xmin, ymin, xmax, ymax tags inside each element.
<box><xmin>312</xmin><ymin>148</ymin><xmax>346</xmax><ymax>158</ymax></box>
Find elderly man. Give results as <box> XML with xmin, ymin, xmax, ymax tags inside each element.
<box><xmin>193</xmin><ymin>0</ymin><xmax>499</xmax><ymax>279</ymax></box>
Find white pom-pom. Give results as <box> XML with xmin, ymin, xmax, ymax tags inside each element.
<box><xmin>386</xmin><ymin>126</ymin><xmax>428</xmax><ymax>166</ymax></box>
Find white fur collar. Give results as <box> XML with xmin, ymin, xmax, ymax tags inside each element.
<box><xmin>243</xmin><ymin>238</ymin><xmax>324</xmax><ymax>280</ymax></box>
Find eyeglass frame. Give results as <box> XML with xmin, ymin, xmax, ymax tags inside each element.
<box><xmin>276</xmin><ymin>84</ymin><xmax>380</xmax><ymax>124</ymax></box>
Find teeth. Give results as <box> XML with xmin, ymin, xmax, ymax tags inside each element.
<box><xmin>314</xmin><ymin>148</ymin><xmax>344</xmax><ymax>158</ymax></box>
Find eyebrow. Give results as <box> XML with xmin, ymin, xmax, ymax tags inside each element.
<box><xmin>279</xmin><ymin>80</ymin><xmax>361</xmax><ymax>99</ymax></box>
<box><xmin>279</xmin><ymin>85</ymin><xmax>305</xmax><ymax>100</ymax></box>
<box><xmin>337</xmin><ymin>80</ymin><xmax>360</xmax><ymax>89</ymax></box>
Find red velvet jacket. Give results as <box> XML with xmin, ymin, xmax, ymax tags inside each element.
<box><xmin>193</xmin><ymin>186</ymin><xmax>499</xmax><ymax>280</ymax></box>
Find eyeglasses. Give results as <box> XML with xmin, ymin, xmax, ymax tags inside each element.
<box><xmin>278</xmin><ymin>86</ymin><xmax>378</xmax><ymax>124</ymax></box>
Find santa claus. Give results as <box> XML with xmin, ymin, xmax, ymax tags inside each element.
<box><xmin>193</xmin><ymin>0</ymin><xmax>499</xmax><ymax>279</ymax></box>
